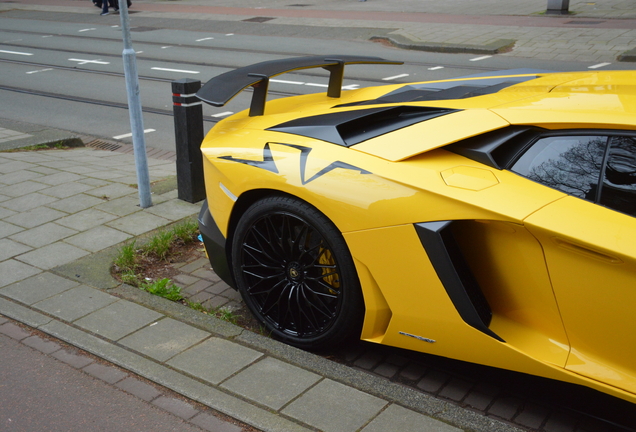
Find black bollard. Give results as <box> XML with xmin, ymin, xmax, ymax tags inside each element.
<box><xmin>546</xmin><ymin>0</ymin><xmax>569</xmax><ymax>15</ymax></box>
<box><xmin>172</xmin><ymin>78</ymin><xmax>206</xmax><ymax>203</ymax></box>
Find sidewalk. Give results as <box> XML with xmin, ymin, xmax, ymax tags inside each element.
<box><xmin>0</xmin><ymin>120</ymin><xmax>520</xmax><ymax>432</ymax></box>
<box><xmin>1</xmin><ymin>0</ymin><xmax>636</xmax><ymax>62</ymax></box>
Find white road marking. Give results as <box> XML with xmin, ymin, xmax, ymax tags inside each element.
<box><xmin>226</xmin><ymin>33</ymin><xmax>234</xmax><ymax>36</ymax></box>
<box><xmin>161</xmin><ymin>46</ymin><xmax>172</xmax><ymax>49</ymax></box>
<box><xmin>69</xmin><ymin>58</ymin><xmax>109</xmax><ymax>65</ymax></box>
<box><xmin>342</xmin><ymin>84</ymin><xmax>360</xmax><ymax>90</ymax></box>
<box><xmin>0</xmin><ymin>50</ymin><xmax>33</xmax><ymax>56</ymax></box>
<box><xmin>78</xmin><ymin>28</ymin><xmax>96</xmax><ymax>33</ymax></box>
<box><xmin>428</xmin><ymin>66</ymin><xmax>444</xmax><ymax>70</ymax></box>
<box><xmin>152</xmin><ymin>67</ymin><xmax>200</xmax><ymax>74</ymax></box>
<box><xmin>113</xmin><ymin>129</ymin><xmax>156</xmax><ymax>140</ymax></box>
<box><xmin>470</xmin><ymin>55</ymin><xmax>492</xmax><ymax>62</ymax></box>
<box><xmin>211</xmin><ymin>111</ymin><xmax>233</xmax><ymax>118</ymax></box>
<box><xmin>196</xmin><ymin>37</ymin><xmax>214</xmax><ymax>42</ymax></box>
<box><xmin>305</xmin><ymin>83</ymin><xmax>328</xmax><ymax>88</ymax></box>
<box><xmin>26</xmin><ymin>68</ymin><xmax>53</xmax><ymax>74</ymax></box>
<box><xmin>588</xmin><ymin>62</ymin><xmax>611</xmax><ymax>69</ymax></box>
<box><xmin>382</xmin><ymin>73</ymin><xmax>409</xmax><ymax>81</ymax></box>
<box><xmin>42</xmin><ymin>35</ymin><xmax>53</xmax><ymax>38</ymax></box>
<box><xmin>136</xmin><ymin>51</ymin><xmax>143</xmax><ymax>54</ymax></box>
<box><xmin>271</xmin><ymin>79</ymin><xmax>305</xmax><ymax>85</ymax></box>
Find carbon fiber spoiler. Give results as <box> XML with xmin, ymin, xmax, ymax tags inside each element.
<box><xmin>196</xmin><ymin>55</ymin><xmax>402</xmax><ymax>117</ymax></box>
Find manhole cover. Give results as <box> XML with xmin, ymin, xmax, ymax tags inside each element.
<box><xmin>242</xmin><ymin>17</ymin><xmax>275</xmax><ymax>23</ymax></box>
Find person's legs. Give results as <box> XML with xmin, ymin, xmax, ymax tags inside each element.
<box><xmin>101</xmin><ymin>0</ymin><xmax>109</xmax><ymax>15</ymax></box>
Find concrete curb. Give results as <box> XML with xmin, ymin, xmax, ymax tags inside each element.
<box><xmin>370</xmin><ymin>35</ymin><xmax>516</xmax><ymax>55</ymax></box>
<box><xmin>618</xmin><ymin>48</ymin><xmax>636</xmax><ymax>62</ymax></box>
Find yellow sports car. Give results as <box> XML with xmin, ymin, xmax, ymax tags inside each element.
<box><xmin>196</xmin><ymin>56</ymin><xmax>636</xmax><ymax>404</ymax></box>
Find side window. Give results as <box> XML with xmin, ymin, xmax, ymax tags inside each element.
<box><xmin>600</xmin><ymin>136</ymin><xmax>636</xmax><ymax>216</ymax></box>
<box><xmin>510</xmin><ymin>135</ymin><xmax>608</xmax><ymax>201</ymax></box>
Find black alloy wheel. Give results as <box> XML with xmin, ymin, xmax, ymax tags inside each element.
<box><xmin>231</xmin><ymin>196</ymin><xmax>364</xmax><ymax>350</ymax></box>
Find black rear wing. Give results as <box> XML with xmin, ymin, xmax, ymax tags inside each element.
<box><xmin>196</xmin><ymin>55</ymin><xmax>402</xmax><ymax>117</ymax></box>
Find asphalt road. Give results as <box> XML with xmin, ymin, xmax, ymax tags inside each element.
<box><xmin>2</xmin><ymin>10</ymin><xmax>634</xmax><ymax>152</ymax></box>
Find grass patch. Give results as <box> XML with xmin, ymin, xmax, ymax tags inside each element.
<box><xmin>140</xmin><ymin>278</ymin><xmax>183</xmax><ymax>301</ymax></box>
<box><xmin>0</xmin><ymin>141</ymin><xmax>70</xmax><ymax>152</ymax></box>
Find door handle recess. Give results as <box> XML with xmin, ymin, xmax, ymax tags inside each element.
<box><xmin>553</xmin><ymin>238</ymin><xmax>623</xmax><ymax>264</ymax></box>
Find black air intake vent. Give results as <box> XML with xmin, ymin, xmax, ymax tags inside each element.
<box><xmin>268</xmin><ymin>106</ymin><xmax>458</xmax><ymax>147</ymax></box>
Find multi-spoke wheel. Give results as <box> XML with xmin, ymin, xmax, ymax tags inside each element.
<box><xmin>231</xmin><ymin>196</ymin><xmax>364</xmax><ymax>350</ymax></box>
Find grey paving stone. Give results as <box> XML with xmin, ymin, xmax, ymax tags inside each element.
<box><xmin>46</xmin><ymin>193</ymin><xmax>105</xmax><ymax>213</ymax></box>
<box><xmin>2</xmin><ymin>180</ymin><xmax>48</xmax><ymax>197</ymax></box>
<box><xmin>354</xmin><ymin>350</ymin><xmax>384</xmax><ymax>370</ymax></box>
<box><xmin>85</xmin><ymin>183</ymin><xmax>137</xmax><ymax>200</ymax></box>
<box><xmin>0</xmin><ymin>259</ymin><xmax>41</xmax><ymax>288</ymax></box>
<box><xmin>0</xmin><ymin>169</ymin><xmax>41</xmax><ymax>184</ymax></box>
<box><xmin>282</xmin><ymin>379</ymin><xmax>387</xmax><ymax>432</ymax></box>
<box><xmin>15</xmin><ymin>242</ymin><xmax>90</xmax><ymax>270</ymax></box>
<box><xmin>399</xmin><ymin>362</ymin><xmax>427</xmax><ymax>381</ymax></box>
<box><xmin>190</xmin><ymin>413</ymin><xmax>243</xmax><ymax>432</ymax></box>
<box><xmin>119</xmin><ymin>317</ymin><xmax>209</xmax><ymax>362</ymax></box>
<box><xmin>145</xmin><ymin>200</ymin><xmax>199</xmax><ymax>221</ymax></box>
<box><xmin>168</xmin><ymin>337</ymin><xmax>262</xmax><ymax>385</ymax></box>
<box><xmin>22</xmin><ymin>335</ymin><xmax>62</xmax><ymax>354</ymax></box>
<box><xmin>4</xmin><ymin>206</ymin><xmax>67</xmax><ymax>229</ymax></box>
<box><xmin>0</xmin><ymin>206</ymin><xmax>17</xmax><ymax>219</ymax></box>
<box><xmin>51</xmin><ymin>348</ymin><xmax>94</xmax><ymax>369</ymax></box>
<box><xmin>222</xmin><ymin>357</ymin><xmax>320</xmax><ymax>410</ymax></box>
<box><xmin>0</xmin><ymin>316</ymin><xmax>7</xmax><ymax>325</ymax></box>
<box><xmin>488</xmin><ymin>396</ymin><xmax>523</xmax><ymax>421</ymax></box>
<box><xmin>0</xmin><ymin>238</ymin><xmax>32</xmax><ymax>261</ymax></box>
<box><xmin>361</xmin><ymin>404</ymin><xmax>461</xmax><ymax>432</ymax></box>
<box><xmin>74</xmin><ymin>300</ymin><xmax>164</xmax><ymax>341</ymax></box>
<box><xmin>83</xmin><ymin>362</ymin><xmax>128</xmax><ymax>384</ymax></box>
<box><xmin>33</xmin><ymin>285</ymin><xmax>118</xmax><ymax>322</ymax></box>
<box><xmin>64</xmin><ymin>225</ymin><xmax>132</xmax><ymax>252</ymax></box>
<box><xmin>94</xmin><ymin>195</ymin><xmax>143</xmax><ymax>216</ymax></box>
<box><xmin>0</xmin><ymin>322</ymin><xmax>31</xmax><ymax>340</ymax></box>
<box><xmin>152</xmin><ymin>396</ymin><xmax>199</xmax><ymax>420</ymax></box>
<box><xmin>0</xmin><ymin>220</ymin><xmax>24</xmax><ymax>238</ymax></box>
<box><xmin>439</xmin><ymin>377</ymin><xmax>473</xmax><ymax>402</ymax></box>
<box><xmin>106</xmin><ymin>211</ymin><xmax>171</xmax><ymax>236</ymax></box>
<box><xmin>39</xmin><ymin>181</ymin><xmax>95</xmax><ymax>198</ymax></box>
<box><xmin>36</xmin><ymin>172</ymin><xmax>84</xmax><ymax>186</ymax></box>
<box><xmin>515</xmin><ymin>403</ymin><xmax>551</xmax><ymax>430</ymax></box>
<box><xmin>55</xmin><ymin>208</ymin><xmax>119</xmax><ymax>231</ymax></box>
<box><xmin>417</xmin><ymin>369</ymin><xmax>449</xmax><ymax>393</ymax></box>
<box><xmin>0</xmin><ymin>271</ymin><xmax>80</xmax><ymax>304</ymax></box>
<box><xmin>373</xmin><ymin>362</ymin><xmax>399</xmax><ymax>379</ymax></box>
<box><xmin>116</xmin><ymin>377</ymin><xmax>162</xmax><ymax>401</ymax></box>
<box><xmin>0</xmin><ymin>193</ymin><xmax>58</xmax><ymax>212</ymax></box>
<box><xmin>9</xmin><ymin>222</ymin><xmax>77</xmax><ymax>248</ymax></box>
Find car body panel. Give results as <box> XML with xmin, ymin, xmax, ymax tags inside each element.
<box><xmin>198</xmin><ymin>59</ymin><xmax>636</xmax><ymax>403</ymax></box>
<box><xmin>525</xmin><ymin>196</ymin><xmax>636</xmax><ymax>394</ymax></box>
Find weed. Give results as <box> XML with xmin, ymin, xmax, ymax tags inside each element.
<box><xmin>145</xmin><ymin>231</ymin><xmax>173</xmax><ymax>260</ymax></box>
<box><xmin>211</xmin><ymin>306</ymin><xmax>239</xmax><ymax>325</ymax></box>
<box><xmin>172</xmin><ymin>220</ymin><xmax>198</xmax><ymax>243</ymax></box>
<box><xmin>120</xmin><ymin>270</ymin><xmax>141</xmax><ymax>286</ymax></box>
<box><xmin>114</xmin><ymin>241</ymin><xmax>137</xmax><ymax>271</ymax></box>
<box><xmin>140</xmin><ymin>278</ymin><xmax>183</xmax><ymax>301</ymax></box>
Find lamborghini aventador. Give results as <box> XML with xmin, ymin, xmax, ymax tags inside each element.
<box><xmin>195</xmin><ymin>55</ymin><xmax>636</xmax><ymax>404</ymax></box>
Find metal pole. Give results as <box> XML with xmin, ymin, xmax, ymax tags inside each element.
<box><xmin>118</xmin><ymin>0</ymin><xmax>152</xmax><ymax>208</ymax></box>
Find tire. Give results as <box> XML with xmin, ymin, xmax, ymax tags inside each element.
<box><xmin>231</xmin><ymin>196</ymin><xmax>364</xmax><ymax>350</ymax></box>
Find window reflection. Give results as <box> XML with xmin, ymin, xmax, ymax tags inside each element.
<box><xmin>511</xmin><ymin>136</ymin><xmax>607</xmax><ymax>201</ymax></box>
<box><xmin>600</xmin><ymin>137</ymin><xmax>636</xmax><ymax>216</ymax></box>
